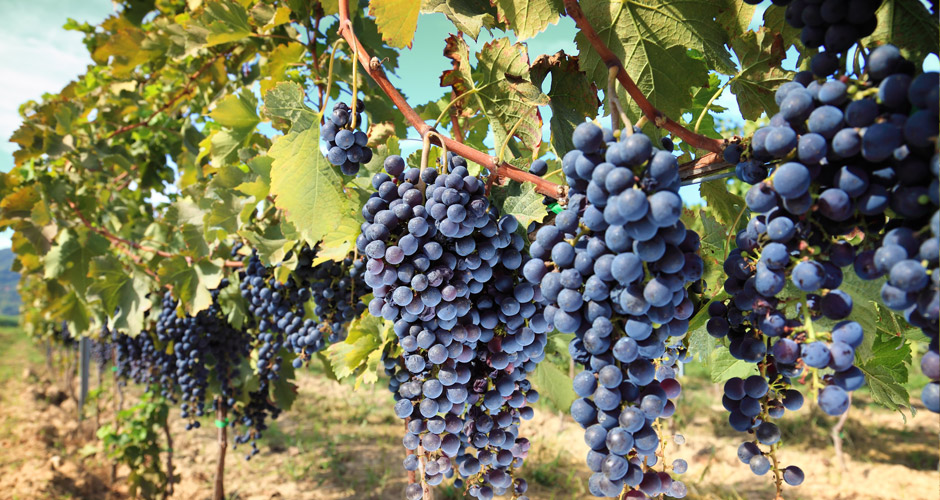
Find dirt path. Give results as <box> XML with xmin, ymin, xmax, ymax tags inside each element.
<box><xmin>0</xmin><ymin>345</ymin><xmax>936</xmax><ymax>500</ymax></box>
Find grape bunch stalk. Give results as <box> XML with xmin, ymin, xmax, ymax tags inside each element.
<box><xmin>361</xmin><ymin>152</ymin><xmax>549</xmax><ymax>499</ymax></box>
<box><xmin>524</xmin><ymin>121</ymin><xmax>704</xmax><ymax>499</ymax></box>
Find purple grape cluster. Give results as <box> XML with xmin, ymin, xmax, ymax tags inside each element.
<box><xmin>155</xmin><ymin>286</ymin><xmax>253</xmax><ymax>432</ymax></box>
<box><xmin>360</xmin><ymin>153</ymin><xmax>549</xmax><ymax>499</ymax></box>
<box><xmin>523</xmin><ymin>122</ymin><xmax>702</xmax><ymax>498</ymax></box>
<box><xmin>321</xmin><ymin>101</ymin><xmax>373</xmax><ymax>176</ymax></box>
<box><xmin>708</xmin><ymin>43</ymin><xmax>939</xmax><ymax>486</ymax></box>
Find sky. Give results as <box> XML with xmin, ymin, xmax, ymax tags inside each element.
<box><xmin>1</xmin><ymin>2</ymin><xmax>933</xmax><ymax>249</ymax></box>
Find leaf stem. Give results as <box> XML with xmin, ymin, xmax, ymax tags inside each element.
<box><xmin>694</xmin><ymin>77</ymin><xmax>733</xmax><ymax>134</ymax></box>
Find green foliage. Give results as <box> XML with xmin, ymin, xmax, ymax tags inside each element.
<box><xmin>2</xmin><ymin>0</ymin><xmax>931</xmax><ymax>456</ymax></box>
<box><xmin>97</xmin><ymin>393</ymin><xmax>172</xmax><ymax>499</ymax></box>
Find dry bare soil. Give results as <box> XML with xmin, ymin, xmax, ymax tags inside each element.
<box><xmin>0</xmin><ymin>328</ymin><xmax>937</xmax><ymax>500</ymax></box>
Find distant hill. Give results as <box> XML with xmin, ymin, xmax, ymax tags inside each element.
<box><xmin>0</xmin><ymin>248</ymin><xmax>21</xmax><ymax>316</ymax></box>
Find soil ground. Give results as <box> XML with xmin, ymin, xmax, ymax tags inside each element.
<box><xmin>0</xmin><ymin>324</ymin><xmax>936</xmax><ymax>500</ymax></box>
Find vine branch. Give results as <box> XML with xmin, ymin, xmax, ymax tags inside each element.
<box><xmin>104</xmin><ymin>51</ymin><xmax>230</xmax><ymax>140</ymax></box>
<box><xmin>335</xmin><ymin>0</ymin><xmax>734</xmax><ymax>196</ymax></box>
<box><xmin>563</xmin><ymin>0</ymin><xmax>726</xmax><ymax>154</ymax></box>
<box><xmin>335</xmin><ymin>0</ymin><xmax>565</xmax><ymax>199</ymax></box>
<box><xmin>67</xmin><ymin>200</ymin><xmax>243</xmax><ymax>268</ymax></box>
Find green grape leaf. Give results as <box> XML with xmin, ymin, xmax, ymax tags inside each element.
<box><xmin>530</xmin><ymin>360</ymin><xmax>576</xmax><ymax>412</ymax></box>
<box><xmin>421</xmin><ymin>0</ymin><xmax>497</xmax><ymax>41</ymax></box>
<box><xmin>700</xmin><ymin>180</ymin><xmax>749</xmax><ymax>233</ymax></box>
<box><xmin>210</xmin><ymin>89</ymin><xmax>260</xmax><ymax>131</ymax></box>
<box><xmin>267</xmin><ymin>126</ymin><xmax>359</xmax><ymax>249</ymax></box>
<box><xmin>326</xmin><ymin>314</ymin><xmax>387</xmax><ymax>380</ymax></box>
<box><xmin>856</xmin><ymin>332</ymin><xmax>913</xmax><ymax>414</ymax></box>
<box><xmin>46</xmin><ymin>291</ymin><xmax>91</xmax><ymax>337</ymax></box>
<box><xmin>44</xmin><ymin>229</ymin><xmax>110</xmax><ymax>295</ymax></box>
<box><xmin>708</xmin><ymin>347</ymin><xmax>760</xmax><ymax>383</ymax></box>
<box><xmin>492</xmin><ymin>0</ymin><xmax>564</xmax><ymax>40</ymax></box>
<box><xmin>728</xmin><ymin>28</ymin><xmax>794</xmax><ymax>121</ymax></box>
<box><xmin>202</xmin><ymin>0</ymin><xmax>253</xmax><ymax>47</ymax></box>
<box><xmin>369</xmin><ymin>0</ymin><xmax>422</xmax><ymax>49</ymax></box>
<box><xmin>157</xmin><ymin>257</ymin><xmax>223</xmax><ymax>314</ymax></box>
<box><xmin>87</xmin><ymin>256</ymin><xmax>153</xmax><ymax>336</ymax></box>
<box><xmin>262</xmin><ymin>82</ymin><xmax>317</xmax><ymax>133</ymax></box>
<box><xmin>530</xmin><ymin>51</ymin><xmax>600</xmax><ymax>155</ymax></box>
<box><xmin>685</xmin><ymin>73</ymin><xmax>727</xmax><ymax>139</ymax></box>
<box><xmin>239</xmin><ymin>224</ymin><xmax>291</xmax><ymax>266</ymax></box>
<box><xmin>865</xmin><ymin>0</ymin><xmax>939</xmax><ymax>64</ymax></box>
<box><xmin>490</xmin><ymin>181</ymin><xmax>548</xmax><ymax>229</ymax></box>
<box><xmin>574</xmin><ymin>0</ymin><xmax>735</xmax><ymax>122</ymax></box>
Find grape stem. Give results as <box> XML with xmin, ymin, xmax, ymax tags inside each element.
<box><xmin>766</xmin><ymin>443</ymin><xmax>785</xmax><ymax>500</ymax></box>
<box><xmin>562</xmin><ymin>0</ymin><xmax>726</xmax><ymax>154</ymax></box>
<box><xmin>831</xmin><ymin>397</ymin><xmax>850</xmax><ymax>472</ymax></box>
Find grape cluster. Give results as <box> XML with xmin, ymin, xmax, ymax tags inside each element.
<box><xmin>91</xmin><ymin>324</ymin><xmax>113</xmax><ymax>371</ymax></box>
<box><xmin>523</xmin><ymin>122</ymin><xmax>703</xmax><ymax>498</ymax></box>
<box><xmin>290</xmin><ymin>249</ymin><xmax>369</xmax><ymax>367</ymax></box>
<box><xmin>360</xmin><ymin>153</ymin><xmax>549</xmax><ymax>498</ymax></box>
<box><xmin>240</xmin><ymin>251</ymin><xmax>308</xmax><ymax>379</ymax></box>
<box><xmin>710</xmin><ymin>42</ymin><xmax>939</xmax><ymax>485</ymax></box>
<box><xmin>112</xmin><ymin>326</ymin><xmax>176</xmax><ymax>398</ymax></box>
<box><xmin>745</xmin><ymin>0</ymin><xmax>882</xmax><ymax>78</ymax></box>
<box><xmin>322</xmin><ymin>100</ymin><xmax>373</xmax><ymax>176</ymax></box>
<box><xmin>156</xmin><ymin>285</ymin><xmax>253</xmax><ymax>431</ymax></box>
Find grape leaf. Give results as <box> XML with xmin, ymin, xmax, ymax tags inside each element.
<box><xmin>700</xmin><ymin>180</ymin><xmax>749</xmax><ymax>233</ymax></box>
<box><xmin>421</xmin><ymin>0</ymin><xmax>497</xmax><ymax>41</ymax></box>
<box><xmin>492</xmin><ymin>0</ymin><xmax>564</xmax><ymax>40</ymax></box>
<box><xmin>326</xmin><ymin>314</ymin><xmax>387</xmax><ymax>380</ymax></box>
<box><xmin>728</xmin><ymin>28</ymin><xmax>794</xmax><ymax>121</ymax></box>
<box><xmin>87</xmin><ymin>256</ymin><xmax>153</xmax><ymax>336</ymax></box>
<box><xmin>685</xmin><ymin>72</ymin><xmax>726</xmax><ymax>139</ymax></box>
<box><xmin>856</xmin><ymin>332</ymin><xmax>913</xmax><ymax>414</ymax></box>
<box><xmin>46</xmin><ymin>291</ymin><xmax>91</xmax><ymax>336</ymax></box>
<box><xmin>202</xmin><ymin>0</ymin><xmax>253</xmax><ymax>47</ymax></box>
<box><xmin>490</xmin><ymin>181</ymin><xmax>548</xmax><ymax>229</ymax></box>
<box><xmin>865</xmin><ymin>0</ymin><xmax>939</xmax><ymax>64</ymax></box>
<box><xmin>573</xmin><ymin>0</ymin><xmax>736</xmax><ymax>121</ymax></box>
<box><xmin>530</xmin><ymin>360</ymin><xmax>576</xmax><ymax>412</ymax></box>
<box><xmin>267</xmin><ymin>127</ymin><xmax>359</xmax><ymax>251</ymax></box>
<box><xmin>259</xmin><ymin>42</ymin><xmax>306</xmax><ymax>94</ymax></box>
<box><xmin>44</xmin><ymin>229</ymin><xmax>110</xmax><ymax>295</ymax></box>
<box><xmin>708</xmin><ymin>347</ymin><xmax>759</xmax><ymax>383</ymax></box>
<box><xmin>262</xmin><ymin>82</ymin><xmax>317</xmax><ymax>133</ymax></box>
<box><xmin>530</xmin><ymin>51</ymin><xmax>600</xmax><ymax>156</ymax></box>
<box><xmin>369</xmin><ymin>0</ymin><xmax>421</xmax><ymax>49</ymax></box>
<box><xmin>157</xmin><ymin>257</ymin><xmax>223</xmax><ymax>314</ymax></box>
<box><xmin>210</xmin><ymin>90</ymin><xmax>260</xmax><ymax>131</ymax></box>
<box><xmin>447</xmin><ymin>37</ymin><xmax>548</xmax><ymax>156</ymax></box>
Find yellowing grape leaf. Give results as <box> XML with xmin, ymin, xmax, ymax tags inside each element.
<box><xmin>267</xmin><ymin>126</ymin><xmax>359</xmax><ymax>250</ymax></box>
<box><xmin>369</xmin><ymin>0</ymin><xmax>421</xmax><ymax>49</ymax></box>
